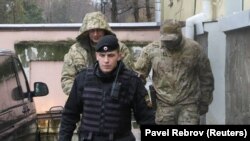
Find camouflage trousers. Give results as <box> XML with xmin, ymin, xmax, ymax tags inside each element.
<box><xmin>155</xmin><ymin>102</ymin><xmax>200</xmax><ymax>125</ymax></box>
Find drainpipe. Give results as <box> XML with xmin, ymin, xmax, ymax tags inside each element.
<box><xmin>155</xmin><ymin>0</ymin><xmax>161</xmax><ymax>24</ymax></box>
<box><xmin>185</xmin><ymin>0</ymin><xmax>212</xmax><ymax>39</ymax></box>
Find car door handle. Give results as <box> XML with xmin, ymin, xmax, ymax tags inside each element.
<box><xmin>22</xmin><ymin>109</ymin><xmax>30</xmax><ymax>113</ymax></box>
<box><xmin>22</xmin><ymin>106</ymin><xmax>30</xmax><ymax>113</ymax></box>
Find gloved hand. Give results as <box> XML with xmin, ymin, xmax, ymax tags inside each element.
<box><xmin>146</xmin><ymin>99</ymin><xmax>153</xmax><ymax>108</ymax></box>
<box><xmin>145</xmin><ymin>94</ymin><xmax>153</xmax><ymax>108</ymax></box>
<box><xmin>199</xmin><ymin>104</ymin><xmax>208</xmax><ymax>115</ymax></box>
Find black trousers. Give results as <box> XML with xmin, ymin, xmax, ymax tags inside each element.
<box><xmin>80</xmin><ymin>131</ymin><xmax>135</xmax><ymax>141</ymax></box>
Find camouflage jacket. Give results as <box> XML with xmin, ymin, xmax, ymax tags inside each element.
<box><xmin>61</xmin><ymin>12</ymin><xmax>134</xmax><ymax>95</ymax></box>
<box><xmin>134</xmin><ymin>37</ymin><xmax>214</xmax><ymax>106</ymax></box>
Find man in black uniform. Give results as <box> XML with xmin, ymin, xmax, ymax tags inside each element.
<box><xmin>59</xmin><ymin>35</ymin><xmax>155</xmax><ymax>141</ymax></box>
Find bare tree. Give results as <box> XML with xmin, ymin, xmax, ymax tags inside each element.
<box><xmin>0</xmin><ymin>1</ymin><xmax>5</xmax><ymax>23</ymax></box>
<box><xmin>110</xmin><ymin>0</ymin><xmax>118</xmax><ymax>22</ymax></box>
<box><xmin>34</xmin><ymin>0</ymin><xmax>155</xmax><ymax>23</ymax></box>
<box><xmin>131</xmin><ymin>0</ymin><xmax>139</xmax><ymax>22</ymax></box>
<box><xmin>145</xmin><ymin>0</ymin><xmax>151</xmax><ymax>21</ymax></box>
<box><xmin>37</xmin><ymin>0</ymin><xmax>95</xmax><ymax>23</ymax></box>
<box><xmin>68</xmin><ymin>0</ymin><xmax>96</xmax><ymax>23</ymax></box>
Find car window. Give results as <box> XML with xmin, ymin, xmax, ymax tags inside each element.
<box><xmin>13</xmin><ymin>58</ymin><xmax>28</xmax><ymax>94</ymax></box>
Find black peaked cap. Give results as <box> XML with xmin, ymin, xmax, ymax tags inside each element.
<box><xmin>96</xmin><ymin>35</ymin><xmax>119</xmax><ymax>52</ymax></box>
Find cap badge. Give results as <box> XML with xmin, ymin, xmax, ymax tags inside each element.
<box><xmin>103</xmin><ymin>46</ymin><xmax>108</xmax><ymax>51</ymax></box>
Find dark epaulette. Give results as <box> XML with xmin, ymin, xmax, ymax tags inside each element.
<box><xmin>76</xmin><ymin>68</ymin><xmax>88</xmax><ymax>78</ymax></box>
<box><xmin>75</xmin><ymin>67</ymin><xmax>94</xmax><ymax>94</ymax></box>
<box><xmin>123</xmin><ymin>68</ymin><xmax>140</xmax><ymax>79</ymax></box>
<box><xmin>78</xmin><ymin>67</ymin><xmax>96</xmax><ymax>81</ymax></box>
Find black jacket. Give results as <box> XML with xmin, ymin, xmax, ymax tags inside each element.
<box><xmin>59</xmin><ymin>62</ymin><xmax>155</xmax><ymax>141</ymax></box>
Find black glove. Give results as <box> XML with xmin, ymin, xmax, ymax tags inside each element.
<box><xmin>199</xmin><ymin>104</ymin><xmax>208</xmax><ymax>115</ymax></box>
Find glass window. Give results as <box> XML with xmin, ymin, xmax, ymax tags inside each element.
<box><xmin>14</xmin><ymin>58</ymin><xmax>28</xmax><ymax>94</ymax></box>
<box><xmin>0</xmin><ymin>0</ymin><xmax>156</xmax><ymax>23</ymax></box>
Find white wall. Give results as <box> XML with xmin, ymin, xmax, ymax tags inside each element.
<box><xmin>204</xmin><ymin>22</ymin><xmax>226</xmax><ymax>124</ymax></box>
<box><xmin>225</xmin><ymin>0</ymin><xmax>243</xmax><ymax>16</ymax></box>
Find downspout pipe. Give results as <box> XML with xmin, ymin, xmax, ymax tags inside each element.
<box><xmin>155</xmin><ymin>0</ymin><xmax>161</xmax><ymax>24</ymax></box>
<box><xmin>185</xmin><ymin>0</ymin><xmax>212</xmax><ymax>39</ymax></box>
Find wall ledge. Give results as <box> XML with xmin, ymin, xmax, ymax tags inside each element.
<box><xmin>0</xmin><ymin>22</ymin><xmax>160</xmax><ymax>30</ymax></box>
<box><xmin>219</xmin><ymin>10</ymin><xmax>250</xmax><ymax>32</ymax></box>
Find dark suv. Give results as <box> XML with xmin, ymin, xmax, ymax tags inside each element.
<box><xmin>0</xmin><ymin>49</ymin><xmax>49</xmax><ymax>141</ymax></box>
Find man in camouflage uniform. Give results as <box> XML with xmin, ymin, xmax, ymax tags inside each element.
<box><xmin>61</xmin><ymin>11</ymin><xmax>134</xmax><ymax>95</ymax></box>
<box><xmin>134</xmin><ymin>19</ymin><xmax>214</xmax><ymax>125</ymax></box>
